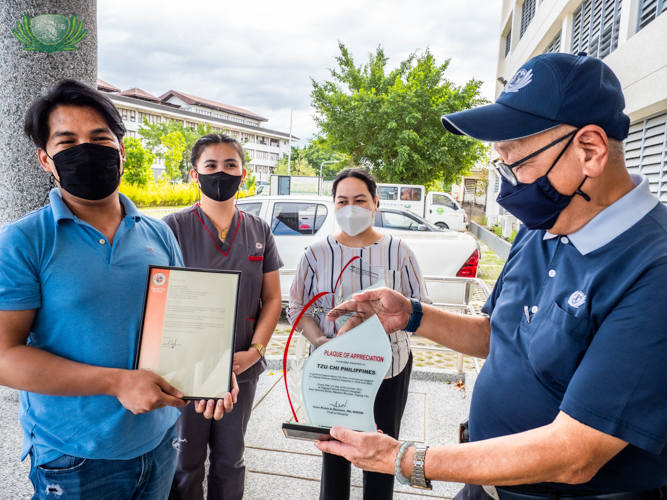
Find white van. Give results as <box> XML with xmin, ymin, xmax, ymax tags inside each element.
<box><xmin>377</xmin><ymin>183</ymin><xmax>468</xmax><ymax>231</ymax></box>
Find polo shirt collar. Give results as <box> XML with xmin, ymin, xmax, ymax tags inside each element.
<box><xmin>49</xmin><ymin>188</ymin><xmax>143</xmax><ymax>225</ymax></box>
<box><xmin>543</xmin><ymin>174</ymin><xmax>658</xmax><ymax>255</ymax></box>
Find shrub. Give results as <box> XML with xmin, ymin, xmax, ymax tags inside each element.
<box><xmin>120</xmin><ymin>180</ymin><xmax>255</xmax><ymax>208</ymax></box>
<box><xmin>508</xmin><ymin>229</ymin><xmax>518</xmax><ymax>243</ymax></box>
<box><xmin>493</xmin><ymin>225</ymin><xmax>502</xmax><ymax>237</ymax></box>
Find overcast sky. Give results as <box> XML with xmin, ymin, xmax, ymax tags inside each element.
<box><xmin>98</xmin><ymin>0</ymin><xmax>502</xmax><ymax>145</ymax></box>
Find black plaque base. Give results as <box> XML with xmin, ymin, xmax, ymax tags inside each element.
<box><xmin>282</xmin><ymin>422</ymin><xmax>335</xmax><ymax>442</ymax></box>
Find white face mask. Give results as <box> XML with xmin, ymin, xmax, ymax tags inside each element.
<box><xmin>335</xmin><ymin>205</ymin><xmax>374</xmax><ymax>237</ymax></box>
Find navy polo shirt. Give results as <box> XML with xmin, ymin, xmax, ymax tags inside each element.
<box><xmin>473</xmin><ymin>175</ymin><xmax>667</xmax><ymax>492</ymax></box>
<box><xmin>0</xmin><ymin>189</ymin><xmax>183</xmax><ymax>466</ymax></box>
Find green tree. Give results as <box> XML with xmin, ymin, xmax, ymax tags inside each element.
<box><xmin>273</xmin><ymin>150</ymin><xmax>317</xmax><ymax>176</ymax></box>
<box><xmin>311</xmin><ymin>42</ymin><xmax>489</xmax><ymax>187</ymax></box>
<box><xmin>139</xmin><ymin>119</ymin><xmax>218</xmax><ymax>181</ymax></box>
<box><xmin>122</xmin><ymin>137</ymin><xmax>156</xmax><ymax>187</ymax></box>
<box><xmin>161</xmin><ymin>131</ymin><xmax>186</xmax><ymax>181</ymax></box>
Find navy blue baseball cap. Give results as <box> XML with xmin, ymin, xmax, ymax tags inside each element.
<box><xmin>442</xmin><ymin>53</ymin><xmax>630</xmax><ymax>142</ymax></box>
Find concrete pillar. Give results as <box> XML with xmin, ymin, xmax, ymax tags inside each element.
<box><xmin>0</xmin><ymin>1</ymin><xmax>97</xmax><ymax>226</ymax></box>
<box><xmin>560</xmin><ymin>13</ymin><xmax>574</xmax><ymax>53</ymax></box>
<box><xmin>617</xmin><ymin>0</ymin><xmax>641</xmax><ymax>46</ymax></box>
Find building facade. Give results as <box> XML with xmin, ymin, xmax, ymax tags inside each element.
<box><xmin>487</xmin><ymin>0</ymin><xmax>667</xmax><ymax>220</ymax></box>
<box><xmin>97</xmin><ymin>79</ymin><xmax>296</xmax><ymax>180</ymax></box>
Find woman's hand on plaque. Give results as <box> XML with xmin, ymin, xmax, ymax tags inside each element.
<box><xmin>327</xmin><ymin>287</ymin><xmax>412</xmax><ymax>335</ymax></box>
<box><xmin>195</xmin><ymin>373</ymin><xmax>239</xmax><ymax>420</ymax></box>
<box><xmin>315</xmin><ymin>426</ymin><xmax>400</xmax><ymax>475</ymax></box>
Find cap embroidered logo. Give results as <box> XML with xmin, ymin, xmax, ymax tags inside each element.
<box><xmin>567</xmin><ymin>291</ymin><xmax>586</xmax><ymax>308</ymax></box>
<box><xmin>503</xmin><ymin>69</ymin><xmax>533</xmax><ymax>93</ymax></box>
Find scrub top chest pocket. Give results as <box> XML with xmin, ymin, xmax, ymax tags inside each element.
<box><xmin>249</xmin><ymin>244</ymin><xmax>264</xmax><ymax>262</ymax></box>
<box><xmin>526</xmin><ymin>301</ymin><xmax>592</xmax><ymax>393</ymax></box>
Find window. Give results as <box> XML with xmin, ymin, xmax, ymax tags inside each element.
<box><xmin>381</xmin><ymin>211</ymin><xmax>422</xmax><ymax>231</ymax></box>
<box><xmin>432</xmin><ymin>194</ymin><xmax>458</xmax><ymax>211</ymax></box>
<box><xmin>120</xmin><ymin>108</ymin><xmax>128</xmax><ymax>120</ymax></box>
<box><xmin>520</xmin><ymin>0</ymin><xmax>536</xmax><ymax>38</ymax></box>
<box><xmin>571</xmin><ymin>0</ymin><xmax>622</xmax><ymax>59</ymax></box>
<box><xmin>543</xmin><ymin>31</ymin><xmax>561</xmax><ymax>53</ymax></box>
<box><xmin>377</xmin><ymin>186</ymin><xmax>398</xmax><ymax>200</ymax></box>
<box><xmin>129</xmin><ymin>110</ymin><xmax>136</xmax><ymax>122</ymax></box>
<box><xmin>271</xmin><ymin>203</ymin><xmax>328</xmax><ymax>236</ymax></box>
<box><xmin>638</xmin><ymin>0</ymin><xmax>667</xmax><ymax>30</ymax></box>
<box><xmin>494</xmin><ymin>174</ymin><xmax>500</xmax><ymax>193</ymax></box>
<box><xmin>400</xmin><ymin>187</ymin><xmax>422</xmax><ymax>201</ymax></box>
<box><xmin>238</xmin><ymin>203</ymin><xmax>262</xmax><ymax>217</ymax></box>
<box><xmin>625</xmin><ymin>112</ymin><xmax>667</xmax><ymax>203</ymax></box>
<box><xmin>505</xmin><ymin>29</ymin><xmax>512</xmax><ymax>57</ymax></box>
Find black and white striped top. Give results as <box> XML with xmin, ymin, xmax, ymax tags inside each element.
<box><xmin>288</xmin><ymin>234</ymin><xmax>431</xmax><ymax>379</ymax></box>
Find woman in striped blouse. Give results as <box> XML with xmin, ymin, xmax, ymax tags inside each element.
<box><xmin>288</xmin><ymin>168</ymin><xmax>431</xmax><ymax>500</ymax></box>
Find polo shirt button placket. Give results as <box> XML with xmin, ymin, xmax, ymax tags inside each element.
<box><xmin>99</xmin><ymin>239</ymin><xmax>105</xmax><ymax>245</ymax></box>
<box><xmin>560</xmin><ymin>237</ymin><xmax>569</xmax><ymax>244</ymax></box>
<box><xmin>548</xmin><ymin>269</ymin><xmax>556</xmax><ymax>278</ymax></box>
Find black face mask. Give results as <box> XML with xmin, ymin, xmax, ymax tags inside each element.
<box><xmin>197</xmin><ymin>171</ymin><xmax>243</xmax><ymax>202</ymax></box>
<box><xmin>49</xmin><ymin>143</ymin><xmax>122</xmax><ymax>201</ymax></box>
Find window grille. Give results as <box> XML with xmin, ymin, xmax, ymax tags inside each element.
<box><xmin>543</xmin><ymin>31</ymin><xmax>562</xmax><ymax>53</ymax></box>
<box><xmin>571</xmin><ymin>0</ymin><xmax>622</xmax><ymax>58</ymax></box>
<box><xmin>637</xmin><ymin>0</ymin><xmax>667</xmax><ymax>30</ymax></box>
<box><xmin>520</xmin><ymin>0</ymin><xmax>537</xmax><ymax>38</ymax></box>
<box><xmin>625</xmin><ymin>112</ymin><xmax>667</xmax><ymax>203</ymax></box>
<box><xmin>505</xmin><ymin>29</ymin><xmax>512</xmax><ymax>57</ymax></box>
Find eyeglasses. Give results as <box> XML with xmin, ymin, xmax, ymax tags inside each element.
<box><xmin>490</xmin><ymin>130</ymin><xmax>578</xmax><ymax>186</ymax></box>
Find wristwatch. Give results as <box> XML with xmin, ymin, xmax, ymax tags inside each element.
<box><xmin>405</xmin><ymin>299</ymin><xmax>423</xmax><ymax>333</ymax></box>
<box><xmin>410</xmin><ymin>445</ymin><xmax>432</xmax><ymax>490</ymax></box>
<box><xmin>250</xmin><ymin>343</ymin><xmax>266</xmax><ymax>357</ymax></box>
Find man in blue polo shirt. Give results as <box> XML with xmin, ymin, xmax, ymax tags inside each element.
<box><xmin>0</xmin><ymin>80</ymin><xmax>236</xmax><ymax>499</ymax></box>
<box><xmin>317</xmin><ymin>53</ymin><xmax>667</xmax><ymax>498</ymax></box>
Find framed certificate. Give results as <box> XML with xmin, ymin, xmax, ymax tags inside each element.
<box><xmin>134</xmin><ymin>266</ymin><xmax>241</xmax><ymax>400</ymax></box>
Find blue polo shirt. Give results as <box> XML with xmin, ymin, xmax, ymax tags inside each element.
<box><xmin>0</xmin><ymin>189</ymin><xmax>183</xmax><ymax>466</ymax></box>
<box><xmin>473</xmin><ymin>175</ymin><xmax>667</xmax><ymax>492</ymax></box>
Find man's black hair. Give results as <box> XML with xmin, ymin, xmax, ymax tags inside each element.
<box><xmin>24</xmin><ymin>79</ymin><xmax>126</xmax><ymax>151</ymax></box>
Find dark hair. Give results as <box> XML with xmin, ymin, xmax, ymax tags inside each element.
<box><xmin>332</xmin><ymin>168</ymin><xmax>377</xmax><ymax>205</ymax></box>
<box><xmin>24</xmin><ymin>79</ymin><xmax>126</xmax><ymax>150</ymax></box>
<box><xmin>191</xmin><ymin>134</ymin><xmax>246</xmax><ymax>169</ymax></box>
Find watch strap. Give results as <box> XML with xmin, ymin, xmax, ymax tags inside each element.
<box><xmin>251</xmin><ymin>343</ymin><xmax>265</xmax><ymax>357</ymax></box>
<box><xmin>405</xmin><ymin>299</ymin><xmax>423</xmax><ymax>333</ymax></box>
<box><xmin>410</xmin><ymin>445</ymin><xmax>432</xmax><ymax>490</ymax></box>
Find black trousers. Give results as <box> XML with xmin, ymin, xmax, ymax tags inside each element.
<box><xmin>319</xmin><ymin>353</ymin><xmax>413</xmax><ymax>500</ymax></box>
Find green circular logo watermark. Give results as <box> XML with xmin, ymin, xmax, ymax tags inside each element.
<box><xmin>12</xmin><ymin>14</ymin><xmax>88</xmax><ymax>53</ymax></box>
<box><xmin>436</xmin><ymin>207</ymin><xmax>444</xmax><ymax>215</ymax></box>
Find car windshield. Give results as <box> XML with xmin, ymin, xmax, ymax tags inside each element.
<box><xmin>406</xmin><ymin>211</ymin><xmax>443</xmax><ymax>231</ymax></box>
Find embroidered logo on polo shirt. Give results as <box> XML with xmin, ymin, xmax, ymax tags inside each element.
<box><xmin>568</xmin><ymin>291</ymin><xmax>586</xmax><ymax>308</ymax></box>
<box><xmin>256</xmin><ymin>243</ymin><xmax>263</xmax><ymax>249</ymax></box>
<box><xmin>146</xmin><ymin>247</ymin><xmax>154</xmax><ymax>254</ymax></box>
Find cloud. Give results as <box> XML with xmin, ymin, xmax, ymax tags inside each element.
<box><xmin>98</xmin><ymin>0</ymin><xmax>501</xmax><ymax>144</ymax></box>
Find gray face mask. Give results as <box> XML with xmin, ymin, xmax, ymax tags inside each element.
<box><xmin>335</xmin><ymin>205</ymin><xmax>374</xmax><ymax>236</ymax></box>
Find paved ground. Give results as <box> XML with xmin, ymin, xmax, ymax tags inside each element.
<box><xmin>0</xmin><ymin>233</ymin><xmax>501</xmax><ymax>499</ymax></box>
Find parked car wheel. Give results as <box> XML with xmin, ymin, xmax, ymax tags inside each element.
<box><xmin>435</xmin><ymin>222</ymin><xmax>449</xmax><ymax>230</ymax></box>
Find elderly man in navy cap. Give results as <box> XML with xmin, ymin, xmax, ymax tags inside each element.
<box><xmin>317</xmin><ymin>53</ymin><xmax>667</xmax><ymax>499</ymax></box>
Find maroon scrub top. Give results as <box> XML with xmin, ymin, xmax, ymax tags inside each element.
<box><xmin>164</xmin><ymin>204</ymin><xmax>283</xmax><ymax>382</ymax></box>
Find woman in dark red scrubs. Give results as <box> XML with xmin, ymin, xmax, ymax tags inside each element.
<box><xmin>164</xmin><ymin>134</ymin><xmax>283</xmax><ymax>500</ymax></box>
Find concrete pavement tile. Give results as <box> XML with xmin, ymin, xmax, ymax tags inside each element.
<box><xmin>399</xmin><ymin>392</ymin><xmax>426</xmax><ymax>443</ymax></box>
<box><xmin>252</xmin><ymin>371</ymin><xmax>284</xmax><ymax>411</ymax></box>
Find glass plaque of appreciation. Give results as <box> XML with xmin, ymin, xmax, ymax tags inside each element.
<box><xmin>134</xmin><ymin>266</ymin><xmax>240</xmax><ymax>400</ymax></box>
<box><xmin>282</xmin><ymin>258</ymin><xmax>395</xmax><ymax>441</ymax></box>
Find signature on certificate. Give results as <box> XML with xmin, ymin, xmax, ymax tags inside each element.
<box><xmin>330</xmin><ymin>400</ymin><xmax>348</xmax><ymax>409</ymax></box>
<box><xmin>162</xmin><ymin>338</ymin><xmax>182</xmax><ymax>349</ymax></box>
